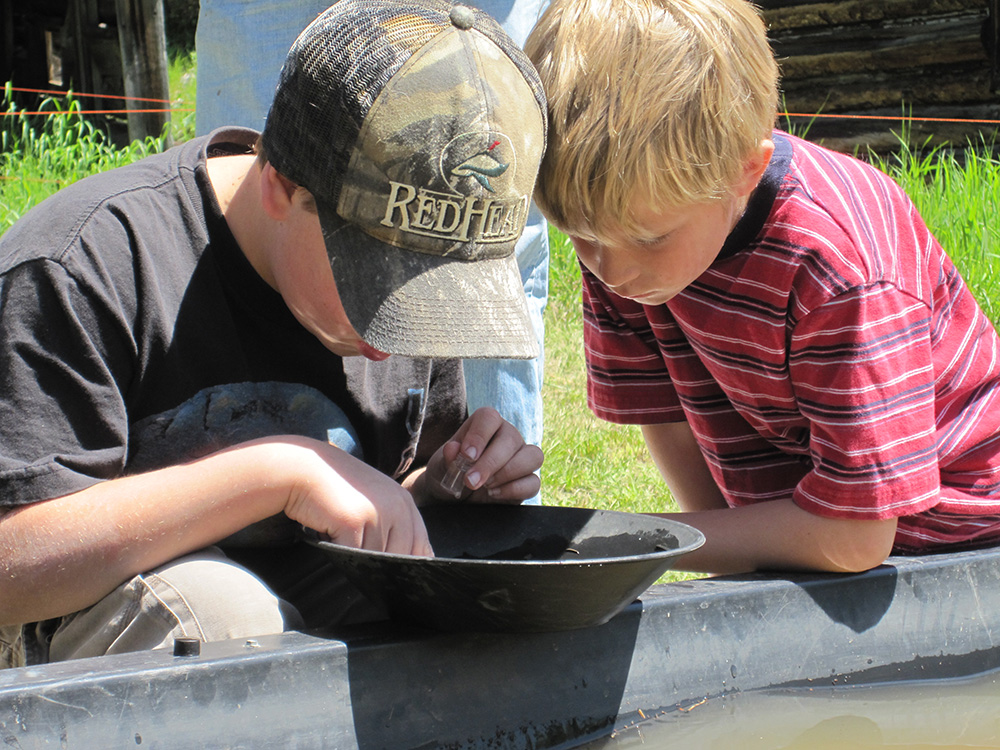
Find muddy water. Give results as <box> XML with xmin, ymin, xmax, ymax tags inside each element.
<box><xmin>578</xmin><ymin>669</ymin><xmax>1000</xmax><ymax>749</ymax></box>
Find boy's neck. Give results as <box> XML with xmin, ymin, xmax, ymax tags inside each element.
<box><xmin>207</xmin><ymin>153</ymin><xmax>257</xmax><ymax>215</ymax></box>
<box><xmin>207</xmin><ymin>154</ymin><xmax>275</xmax><ymax>287</ymax></box>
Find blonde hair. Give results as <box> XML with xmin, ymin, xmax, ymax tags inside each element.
<box><xmin>524</xmin><ymin>0</ymin><xmax>779</xmax><ymax>240</ymax></box>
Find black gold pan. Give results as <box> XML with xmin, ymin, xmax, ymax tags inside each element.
<box><xmin>305</xmin><ymin>503</ymin><xmax>705</xmax><ymax>632</ymax></box>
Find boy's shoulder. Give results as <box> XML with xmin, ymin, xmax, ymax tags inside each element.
<box><xmin>754</xmin><ymin>131</ymin><xmax>937</xmax><ymax>298</ymax></box>
<box><xmin>0</xmin><ymin>135</ymin><xmax>219</xmax><ymax>274</ymax></box>
<box><xmin>766</xmin><ymin>130</ymin><xmax>915</xmax><ymax>246</ymax></box>
<box><xmin>776</xmin><ymin>130</ymin><xmax>906</xmax><ymax>204</ymax></box>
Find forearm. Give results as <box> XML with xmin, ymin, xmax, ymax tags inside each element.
<box><xmin>0</xmin><ymin>440</ymin><xmax>296</xmax><ymax>625</ymax></box>
<box><xmin>659</xmin><ymin>498</ymin><xmax>898</xmax><ymax>575</ymax></box>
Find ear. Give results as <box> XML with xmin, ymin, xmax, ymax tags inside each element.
<box><xmin>733</xmin><ymin>138</ymin><xmax>775</xmax><ymax>199</ymax></box>
<box><xmin>259</xmin><ymin>161</ymin><xmax>299</xmax><ymax>220</ymax></box>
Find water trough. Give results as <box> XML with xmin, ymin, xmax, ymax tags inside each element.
<box><xmin>2</xmin><ymin>546</ymin><xmax>999</xmax><ymax>748</ymax></box>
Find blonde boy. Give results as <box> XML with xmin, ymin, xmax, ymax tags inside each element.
<box><xmin>526</xmin><ymin>0</ymin><xmax>1000</xmax><ymax>573</ymax></box>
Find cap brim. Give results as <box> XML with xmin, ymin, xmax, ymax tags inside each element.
<box><xmin>319</xmin><ymin>205</ymin><xmax>539</xmax><ymax>360</ymax></box>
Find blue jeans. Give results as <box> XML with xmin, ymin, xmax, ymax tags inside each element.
<box><xmin>195</xmin><ymin>0</ymin><xmax>550</xmax><ymax>503</ymax></box>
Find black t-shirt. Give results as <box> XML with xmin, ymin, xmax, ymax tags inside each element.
<box><xmin>0</xmin><ymin>129</ymin><xmax>466</xmax><ymax>507</ymax></box>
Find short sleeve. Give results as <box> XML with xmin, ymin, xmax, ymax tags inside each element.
<box><xmin>581</xmin><ymin>266</ymin><xmax>685</xmax><ymax>424</ymax></box>
<box><xmin>789</xmin><ymin>282</ymin><xmax>940</xmax><ymax>519</ymax></box>
<box><xmin>0</xmin><ymin>259</ymin><xmax>133</xmax><ymax>506</ymax></box>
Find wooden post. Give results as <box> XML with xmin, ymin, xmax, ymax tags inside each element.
<box><xmin>114</xmin><ymin>0</ymin><xmax>171</xmax><ymax>145</ymax></box>
<box><xmin>991</xmin><ymin>0</ymin><xmax>1000</xmax><ymax>92</ymax></box>
<box><xmin>1</xmin><ymin>0</ymin><xmax>13</xmax><ymax>83</ymax></box>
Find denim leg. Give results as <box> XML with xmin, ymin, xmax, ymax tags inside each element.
<box><xmin>462</xmin><ymin>2</ymin><xmax>552</xmax><ymax>504</ymax></box>
<box><xmin>474</xmin><ymin>0</ymin><xmax>551</xmax><ymax>43</ymax></box>
<box><xmin>195</xmin><ymin>0</ymin><xmax>330</xmax><ymax>134</ymax></box>
<box><xmin>195</xmin><ymin>0</ymin><xmax>551</xmax><ymax>137</ymax></box>
<box><xmin>463</xmin><ymin>207</ymin><xmax>548</xmax><ymax>504</ymax></box>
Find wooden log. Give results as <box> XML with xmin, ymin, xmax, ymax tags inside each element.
<box><xmin>990</xmin><ymin>0</ymin><xmax>1000</xmax><ymax>90</ymax></box>
<box><xmin>757</xmin><ymin>0</ymin><xmax>999</xmax><ymax>151</ymax></box>
<box><xmin>114</xmin><ymin>0</ymin><xmax>170</xmax><ymax>145</ymax></box>
<box><xmin>1</xmin><ymin>1</ymin><xmax>13</xmax><ymax>84</ymax></box>
<box><xmin>764</xmin><ymin>0</ymin><xmax>985</xmax><ymax>32</ymax></box>
<box><xmin>765</xmin><ymin>2</ymin><xmax>988</xmax><ymax>58</ymax></box>
<box><xmin>779</xmin><ymin>39</ymin><xmax>986</xmax><ymax>80</ymax></box>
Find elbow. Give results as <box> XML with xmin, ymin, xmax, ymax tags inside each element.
<box><xmin>820</xmin><ymin>517</ymin><xmax>898</xmax><ymax>573</ymax></box>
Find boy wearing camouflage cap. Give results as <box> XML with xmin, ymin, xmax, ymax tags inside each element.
<box><xmin>0</xmin><ymin>0</ymin><xmax>545</xmax><ymax>666</ymax></box>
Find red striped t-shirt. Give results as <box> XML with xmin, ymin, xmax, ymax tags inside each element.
<box><xmin>584</xmin><ymin>131</ymin><xmax>1000</xmax><ymax>553</ymax></box>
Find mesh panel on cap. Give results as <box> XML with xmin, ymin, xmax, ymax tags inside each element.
<box><xmin>263</xmin><ymin>0</ymin><xmax>453</xmax><ymax>206</ymax></box>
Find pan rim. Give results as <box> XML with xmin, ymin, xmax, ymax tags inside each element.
<box><xmin>303</xmin><ymin>504</ymin><xmax>705</xmax><ymax>567</ymax></box>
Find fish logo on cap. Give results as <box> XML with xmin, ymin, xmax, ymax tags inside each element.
<box><xmin>451</xmin><ymin>140</ymin><xmax>509</xmax><ymax>193</ymax></box>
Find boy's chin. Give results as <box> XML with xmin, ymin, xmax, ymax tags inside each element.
<box><xmin>627</xmin><ymin>290</ymin><xmax>675</xmax><ymax>306</ymax></box>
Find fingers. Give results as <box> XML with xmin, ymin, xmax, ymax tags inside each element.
<box><xmin>449</xmin><ymin>407</ymin><xmax>505</xmax><ymax>462</ymax></box>
<box><xmin>441</xmin><ymin>408</ymin><xmax>544</xmax><ymax>501</ymax></box>
<box><xmin>465</xmin><ymin>441</ymin><xmax>541</xmax><ymax>492</ymax></box>
<box><xmin>323</xmin><ymin>497</ymin><xmax>432</xmax><ymax>557</ymax></box>
<box><xmin>384</xmin><ymin>499</ymin><xmax>434</xmax><ymax>557</ymax></box>
<box><xmin>469</xmin><ymin>466</ymin><xmax>542</xmax><ymax>504</ymax></box>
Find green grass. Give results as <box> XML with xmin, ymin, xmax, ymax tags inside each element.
<box><xmin>3</xmin><ymin>56</ymin><xmax>1000</xmax><ymax>531</ymax></box>
<box><xmin>0</xmin><ymin>51</ymin><xmax>196</xmax><ymax>228</ymax></box>
<box><xmin>167</xmin><ymin>49</ymin><xmax>198</xmax><ymax>144</ymax></box>
<box><xmin>868</xmin><ymin>140</ymin><xmax>1000</xmax><ymax>323</ymax></box>
<box><xmin>0</xmin><ymin>85</ymin><xmax>164</xmax><ymax>228</ymax></box>
<box><xmin>540</xmin><ymin>229</ymin><xmax>674</xmax><ymax>513</ymax></box>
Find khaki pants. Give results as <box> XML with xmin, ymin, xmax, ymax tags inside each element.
<box><xmin>37</xmin><ymin>547</ymin><xmax>296</xmax><ymax>663</ymax></box>
<box><xmin>9</xmin><ymin>543</ymin><xmax>382</xmax><ymax>668</ymax></box>
<box><xmin>0</xmin><ymin>624</ymin><xmax>25</xmax><ymax>669</ymax></box>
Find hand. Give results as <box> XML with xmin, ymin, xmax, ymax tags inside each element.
<box><xmin>422</xmin><ymin>407</ymin><xmax>543</xmax><ymax>504</ymax></box>
<box><xmin>276</xmin><ymin>437</ymin><xmax>432</xmax><ymax>556</ymax></box>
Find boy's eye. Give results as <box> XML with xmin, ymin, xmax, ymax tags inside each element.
<box><xmin>635</xmin><ymin>233</ymin><xmax>670</xmax><ymax>247</ymax></box>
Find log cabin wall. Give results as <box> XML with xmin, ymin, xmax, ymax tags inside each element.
<box><xmin>758</xmin><ymin>0</ymin><xmax>1000</xmax><ymax>152</ymax></box>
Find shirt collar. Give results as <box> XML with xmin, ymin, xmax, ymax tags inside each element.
<box><xmin>717</xmin><ymin>130</ymin><xmax>792</xmax><ymax>261</ymax></box>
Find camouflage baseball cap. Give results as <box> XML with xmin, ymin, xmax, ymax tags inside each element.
<box><xmin>261</xmin><ymin>0</ymin><xmax>546</xmax><ymax>359</ymax></box>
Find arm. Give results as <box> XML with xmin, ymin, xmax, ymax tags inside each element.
<box><xmin>0</xmin><ymin>436</ymin><xmax>430</xmax><ymax>625</ymax></box>
<box><xmin>640</xmin><ymin>422</ymin><xmax>897</xmax><ymax>575</ymax></box>
<box><xmin>666</xmin><ymin>499</ymin><xmax>897</xmax><ymax>575</ymax></box>
<box><xmin>641</xmin><ymin>422</ymin><xmax>727</xmax><ymax>511</ymax></box>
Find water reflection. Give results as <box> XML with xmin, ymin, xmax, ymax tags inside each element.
<box><xmin>579</xmin><ymin>669</ymin><xmax>1000</xmax><ymax>749</ymax></box>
